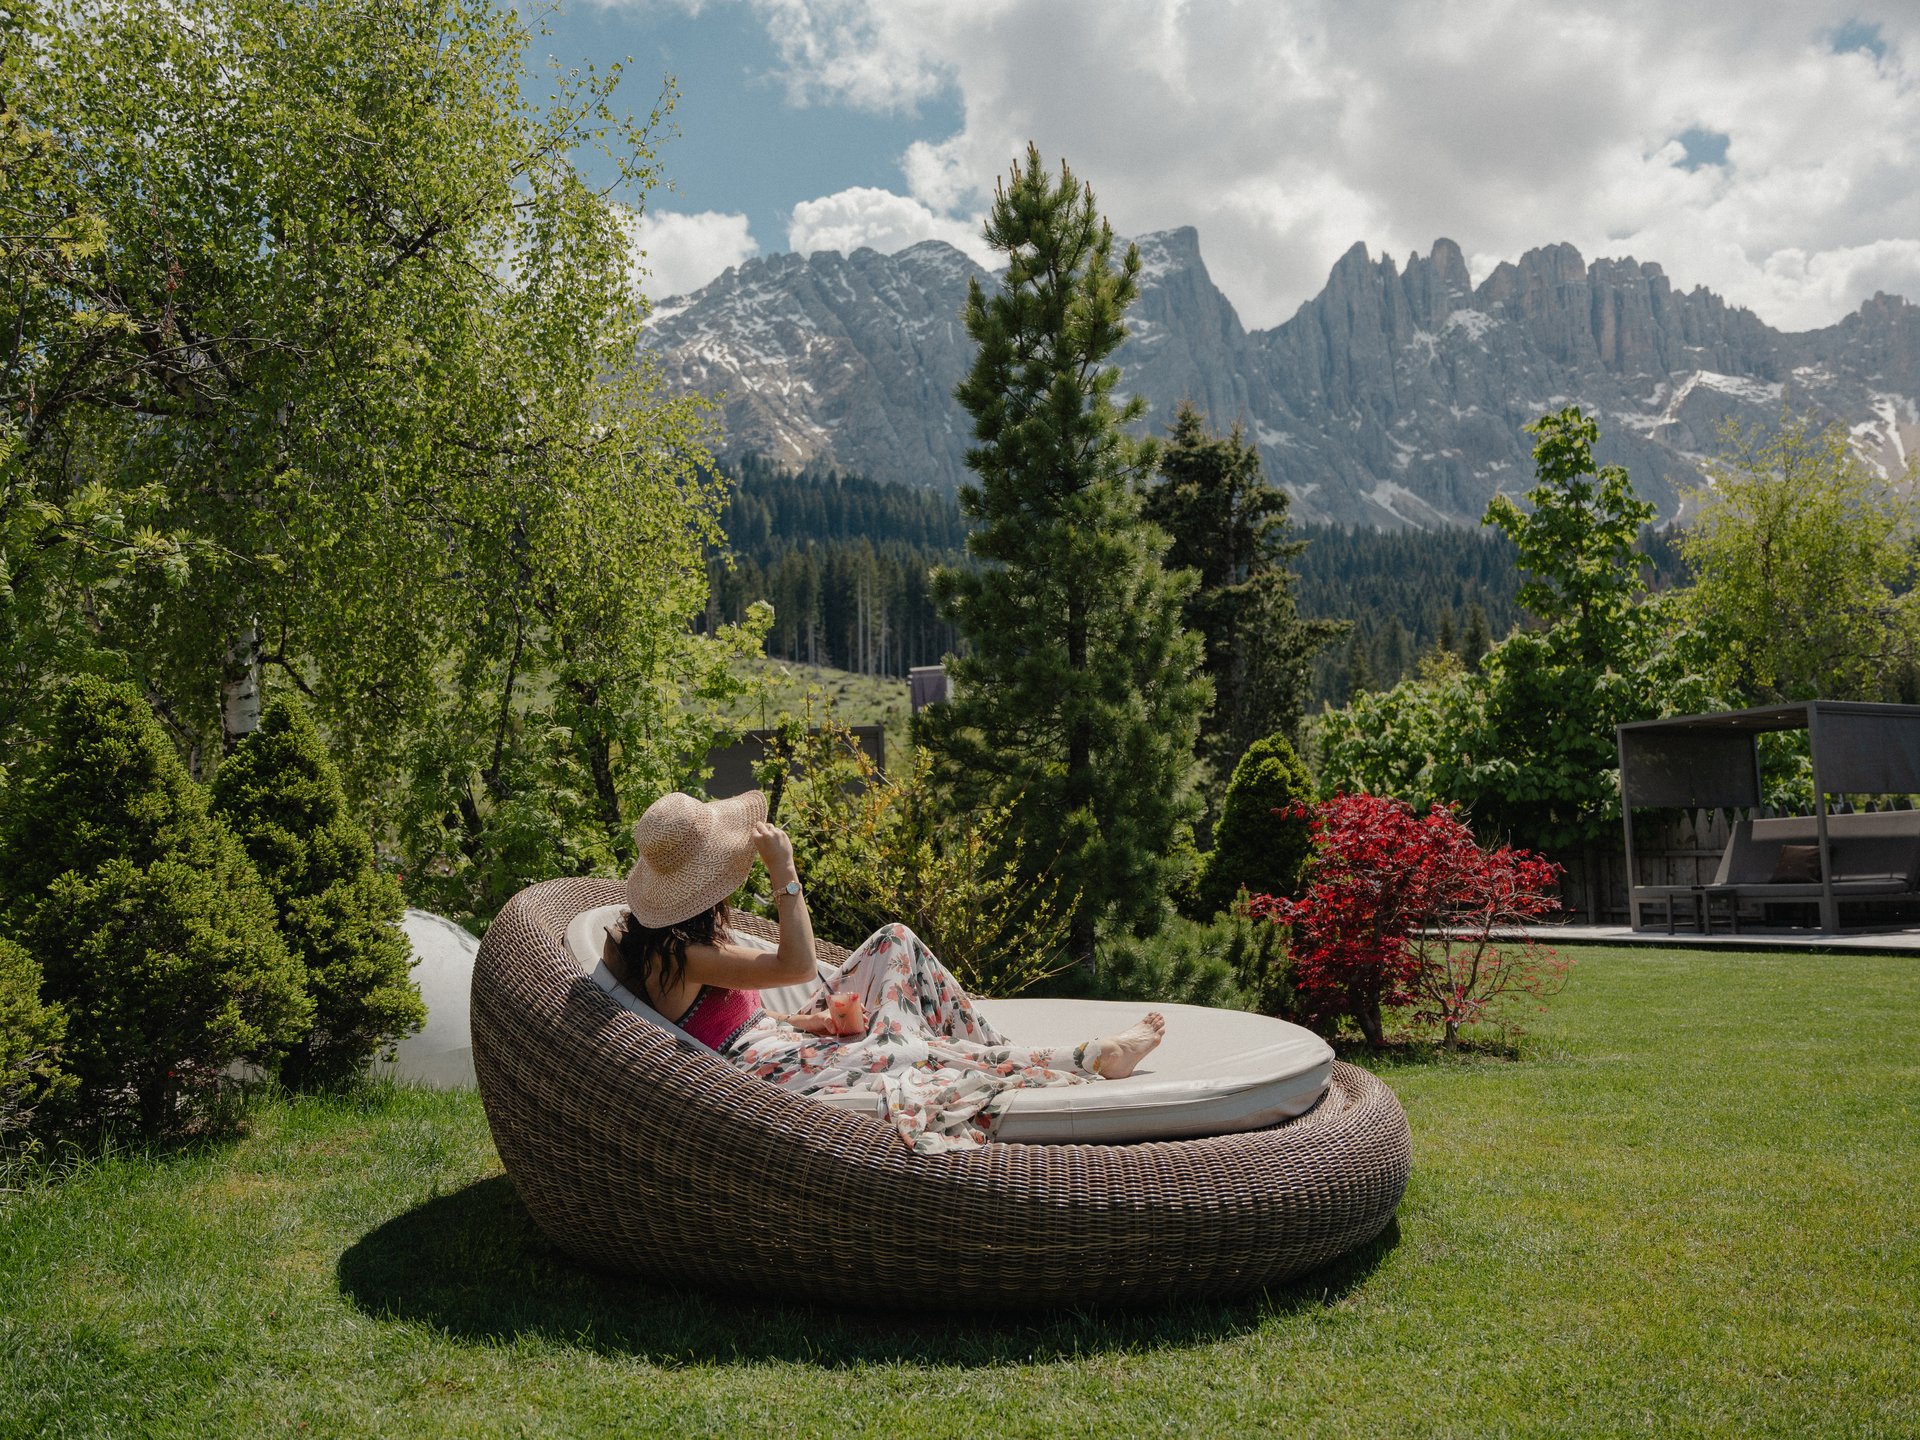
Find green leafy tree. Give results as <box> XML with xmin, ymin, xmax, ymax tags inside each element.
<box><xmin>1316</xmin><ymin>408</ymin><xmax>1714</xmax><ymax>853</ymax></box>
<box><xmin>755</xmin><ymin>722</ymin><xmax>1074</xmax><ymax>999</ymax></box>
<box><xmin>3</xmin><ymin>0</ymin><xmax>762</xmax><ymax>916</ymax></box>
<box><xmin>1142</xmin><ymin>402</ymin><xmax>1346</xmax><ymax>777</ymax></box>
<box><xmin>0</xmin><ymin>679</ymin><xmax>310</xmax><ymax>1135</ymax></box>
<box><xmin>925</xmin><ymin>147</ymin><xmax>1209</xmax><ymax>964</ymax></box>
<box><xmin>1192</xmin><ymin>733</ymin><xmax>1317</xmax><ymax>919</ymax></box>
<box><xmin>1676</xmin><ymin>416</ymin><xmax>1920</xmax><ymax>702</ymax></box>
<box><xmin>1483</xmin><ymin>407</ymin><xmax>1656</xmax><ymax>676</ymax></box>
<box><xmin>212</xmin><ymin>698</ymin><xmax>425</xmax><ymax>1087</ymax></box>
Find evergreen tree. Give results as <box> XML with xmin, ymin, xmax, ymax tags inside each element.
<box><xmin>0</xmin><ymin>937</ymin><xmax>71</xmax><ymax>1142</ymax></box>
<box><xmin>927</xmin><ymin>147</ymin><xmax>1209</xmax><ymax>964</ymax></box>
<box><xmin>0</xmin><ymin>679</ymin><xmax>310</xmax><ymax>1134</ymax></box>
<box><xmin>212</xmin><ymin>699</ymin><xmax>425</xmax><ymax>1087</ymax></box>
<box><xmin>1345</xmin><ymin>632</ymin><xmax>1373</xmax><ymax>701</ymax></box>
<box><xmin>1142</xmin><ymin>402</ymin><xmax>1346</xmax><ymax>776</ymax></box>
<box><xmin>1461</xmin><ymin>603</ymin><xmax>1492</xmax><ymax>666</ymax></box>
<box><xmin>1192</xmin><ymin>733</ymin><xmax>1317</xmax><ymax>919</ymax></box>
<box><xmin>1373</xmin><ymin>615</ymin><xmax>1412</xmax><ymax>687</ymax></box>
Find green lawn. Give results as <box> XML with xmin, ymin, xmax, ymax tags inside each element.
<box><xmin>3</xmin><ymin>946</ymin><xmax>1915</xmax><ymax>1438</ymax></box>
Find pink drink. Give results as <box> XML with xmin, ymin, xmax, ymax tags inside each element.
<box><xmin>827</xmin><ymin>991</ymin><xmax>866</xmax><ymax>1036</ymax></box>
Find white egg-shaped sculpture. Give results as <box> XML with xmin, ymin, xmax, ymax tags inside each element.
<box><xmin>373</xmin><ymin>909</ymin><xmax>481</xmax><ymax>1087</ymax></box>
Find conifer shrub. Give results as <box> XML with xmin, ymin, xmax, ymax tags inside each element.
<box><xmin>0</xmin><ymin>937</ymin><xmax>71</xmax><ymax>1145</ymax></box>
<box><xmin>1190</xmin><ymin>732</ymin><xmax>1316</xmax><ymax>919</ymax></box>
<box><xmin>213</xmin><ymin>698</ymin><xmax>425</xmax><ymax>1087</ymax></box>
<box><xmin>1094</xmin><ymin>911</ymin><xmax>1292</xmax><ymax>1014</ymax></box>
<box><xmin>0</xmin><ymin>678</ymin><xmax>311</xmax><ymax>1136</ymax></box>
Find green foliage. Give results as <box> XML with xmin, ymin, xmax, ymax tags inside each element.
<box><xmin>4</xmin><ymin>0</ymin><xmax>759</xmax><ymax>916</ymax></box>
<box><xmin>212</xmin><ymin>699</ymin><xmax>424</xmax><ymax>1087</ymax></box>
<box><xmin>926</xmin><ymin>147</ymin><xmax>1209</xmax><ymax>963</ymax></box>
<box><xmin>1675</xmin><ymin>416</ymin><xmax>1920</xmax><ymax>702</ymax></box>
<box><xmin>1094</xmin><ymin>911</ymin><xmax>1290</xmax><ymax>1014</ymax></box>
<box><xmin>757</xmin><ymin>723</ymin><xmax>1074</xmax><ymax>998</ymax></box>
<box><xmin>1143</xmin><ymin>403</ymin><xmax>1346</xmax><ymax>775</ymax></box>
<box><xmin>1484</xmin><ymin>409</ymin><xmax>1656</xmax><ymax>666</ymax></box>
<box><xmin>1315</xmin><ymin>408</ymin><xmax>1718</xmax><ymax>852</ymax></box>
<box><xmin>0</xmin><ymin>936</ymin><xmax>71</xmax><ymax>1145</ymax></box>
<box><xmin>1192</xmin><ymin>733</ymin><xmax>1317</xmax><ymax>919</ymax></box>
<box><xmin>0</xmin><ymin>679</ymin><xmax>310</xmax><ymax>1136</ymax></box>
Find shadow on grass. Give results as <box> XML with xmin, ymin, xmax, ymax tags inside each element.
<box><xmin>338</xmin><ymin>1175</ymin><xmax>1398</xmax><ymax>1365</ymax></box>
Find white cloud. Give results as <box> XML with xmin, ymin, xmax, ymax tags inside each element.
<box><xmin>786</xmin><ymin>186</ymin><xmax>993</xmax><ymax>264</ymax></box>
<box><xmin>746</xmin><ymin>0</ymin><xmax>1920</xmax><ymax>332</ymax></box>
<box><xmin>623</xmin><ymin>207</ymin><xmax>759</xmax><ymax>299</ymax></box>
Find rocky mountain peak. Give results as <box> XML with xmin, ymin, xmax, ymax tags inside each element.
<box><xmin>641</xmin><ymin>231</ymin><xmax>1920</xmax><ymax>527</ymax></box>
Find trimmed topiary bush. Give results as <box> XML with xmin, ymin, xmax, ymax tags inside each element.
<box><xmin>0</xmin><ymin>678</ymin><xmax>311</xmax><ymax>1136</ymax></box>
<box><xmin>213</xmin><ymin>698</ymin><xmax>424</xmax><ymax>1087</ymax></box>
<box><xmin>1190</xmin><ymin>732</ymin><xmax>1316</xmax><ymax>919</ymax></box>
<box><xmin>0</xmin><ymin>936</ymin><xmax>71</xmax><ymax>1145</ymax></box>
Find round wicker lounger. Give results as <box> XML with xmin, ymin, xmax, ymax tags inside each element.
<box><xmin>471</xmin><ymin>877</ymin><xmax>1412</xmax><ymax>1309</ymax></box>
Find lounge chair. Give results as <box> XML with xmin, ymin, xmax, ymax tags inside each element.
<box><xmin>469</xmin><ymin>878</ymin><xmax>1411</xmax><ymax>1309</ymax></box>
<box><xmin>1630</xmin><ymin>809</ymin><xmax>1920</xmax><ymax>932</ymax></box>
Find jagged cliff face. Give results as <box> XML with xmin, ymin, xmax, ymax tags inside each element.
<box><xmin>642</xmin><ymin>228</ymin><xmax>1920</xmax><ymax>527</ymax></box>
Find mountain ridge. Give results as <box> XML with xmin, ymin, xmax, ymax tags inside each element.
<box><xmin>642</xmin><ymin>228</ymin><xmax>1920</xmax><ymax>527</ymax></box>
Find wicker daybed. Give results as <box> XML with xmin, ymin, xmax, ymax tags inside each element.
<box><xmin>471</xmin><ymin>877</ymin><xmax>1412</xmax><ymax>1309</ymax></box>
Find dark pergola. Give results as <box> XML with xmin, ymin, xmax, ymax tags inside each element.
<box><xmin>1617</xmin><ymin>701</ymin><xmax>1920</xmax><ymax>930</ymax></box>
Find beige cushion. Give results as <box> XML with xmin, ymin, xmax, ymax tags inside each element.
<box><xmin>561</xmin><ymin>904</ymin><xmax>1333</xmax><ymax>1142</ymax></box>
<box><xmin>977</xmin><ymin>998</ymin><xmax>1333</xmax><ymax>1142</ymax></box>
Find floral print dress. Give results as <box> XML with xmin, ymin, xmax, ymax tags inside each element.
<box><xmin>722</xmin><ymin>922</ymin><xmax>1099</xmax><ymax>1153</ymax></box>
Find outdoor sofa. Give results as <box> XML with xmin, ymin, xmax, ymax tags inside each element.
<box><xmin>469</xmin><ymin>877</ymin><xmax>1411</xmax><ymax>1309</ymax></box>
<box><xmin>1630</xmin><ymin>808</ymin><xmax>1920</xmax><ymax>933</ymax></box>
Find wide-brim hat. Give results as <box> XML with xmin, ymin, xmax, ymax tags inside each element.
<box><xmin>625</xmin><ymin>789</ymin><xmax>768</xmax><ymax>928</ymax></box>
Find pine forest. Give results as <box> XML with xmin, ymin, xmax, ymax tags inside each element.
<box><xmin>704</xmin><ymin>455</ymin><xmax>1696</xmax><ymax>707</ymax></box>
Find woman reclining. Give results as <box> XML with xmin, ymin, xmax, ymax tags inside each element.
<box><xmin>604</xmin><ymin>789</ymin><xmax>1165</xmax><ymax>1153</ymax></box>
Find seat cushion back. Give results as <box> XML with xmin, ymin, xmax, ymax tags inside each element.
<box><xmin>1723</xmin><ymin>809</ymin><xmax>1920</xmax><ymax>888</ymax></box>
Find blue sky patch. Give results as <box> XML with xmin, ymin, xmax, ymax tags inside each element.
<box><xmin>1829</xmin><ymin>20</ymin><xmax>1888</xmax><ymax>61</ymax></box>
<box><xmin>1673</xmin><ymin>127</ymin><xmax>1731</xmax><ymax>171</ymax></box>
<box><xmin>527</xmin><ymin>3</ymin><xmax>961</xmax><ymax>253</ymax></box>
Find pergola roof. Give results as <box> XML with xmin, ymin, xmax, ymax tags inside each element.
<box><xmin>1618</xmin><ymin>701</ymin><xmax>1920</xmax><ymax>810</ymax></box>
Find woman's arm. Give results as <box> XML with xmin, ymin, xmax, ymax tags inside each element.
<box><xmin>679</xmin><ymin>820</ymin><xmax>818</xmax><ymax>992</ymax></box>
<box><xmin>754</xmin><ymin>819</ymin><xmax>818</xmax><ymax>981</ymax></box>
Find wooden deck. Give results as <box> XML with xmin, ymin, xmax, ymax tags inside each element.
<box><xmin>1465</xmin><ymin>922</ymin><xmax>1920</xmax><ymax>955</ymax></box>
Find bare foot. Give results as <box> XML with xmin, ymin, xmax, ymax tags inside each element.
<box><xmin>1086</xmin><ymin>1012</ymin><xmax>1166</xmax><ymax>1079</ymax></box>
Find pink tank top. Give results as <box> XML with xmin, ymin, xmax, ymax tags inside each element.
<box><xmin>677</xmin><ymin>985</ymin><xmax>762</xmax><ymax>1051</ymax></box>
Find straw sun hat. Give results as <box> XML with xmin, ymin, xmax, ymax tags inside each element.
<box><xmin>624</xmin><ymin>789</ymin><xmax>769</xmax><ymax>929</ymax></box>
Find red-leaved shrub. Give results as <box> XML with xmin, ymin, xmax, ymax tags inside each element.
<box><xmin>1248</xmin><ymin>793</ymin><xmax>1569</xmax><ymax>1047</ymax></box>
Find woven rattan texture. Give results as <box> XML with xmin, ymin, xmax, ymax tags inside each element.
<box><xmin>472</xmin><ymin>877</ymin><xmax>1411</xmax><ymax>1309</ymax></box>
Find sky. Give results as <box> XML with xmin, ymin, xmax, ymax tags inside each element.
<box><xmin>535</xmin><ymin>0</ymin><xmax>1920</xmax><ymax>334</ymax></box>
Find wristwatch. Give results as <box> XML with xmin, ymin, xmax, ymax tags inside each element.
<box><xmin>778</xmin><ymin>879</ymin><xmax>802</xmax><ymax>900</ymax></box>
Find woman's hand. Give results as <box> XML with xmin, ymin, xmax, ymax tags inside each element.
<box><xmin>779</xmin><ymin>1009</ymin><xmax>837</xmax><ymax>1037</ymax></box>
<box><xmin>750</xmin><ymin>820</ymin><xmax>796</xmax><ymax>879</ymax></box>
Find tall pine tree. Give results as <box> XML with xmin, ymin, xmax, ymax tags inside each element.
<box><xmin>927</xmin><ymin>147</ymin><xmax>1208</xmax><ymax>965</ymax></box>
<box><xmin>1142</xmin><ymin>401</ymin><xmax>1346</xmax><ymax>779</ymax></box>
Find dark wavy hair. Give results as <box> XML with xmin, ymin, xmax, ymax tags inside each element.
<box><xmin>608</xmin><ymin>900</ymin><xmax>732</xmax><ymax>1005</ymax></box>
